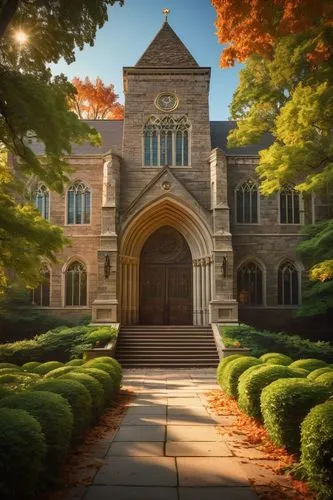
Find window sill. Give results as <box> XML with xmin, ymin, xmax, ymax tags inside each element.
<box><xmin>142</xmin><ymin>165</ymin><xmax>192</xmax><ymax>169</ymax></box>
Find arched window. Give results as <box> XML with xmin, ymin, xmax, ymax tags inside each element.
<box><xmin>33</xmin><ymin>184</ymin><xmax>49</xmax><ymax>220</ymax></box>
<box><xmin>237</xmin><ymin>261</ymin><xmax>263</xmax><ymax>305</ymax></box>
<box><xmin>278</xmin><ymin>261</ymin><xmax>299</xmax><ymax>305</ymax></box>
<box><xmin>65</xmin><ymin>261</ymin><xmax>87</xmax><ymax>306</ymax></box>
<box><xmin>144</xmin><ymin>115</ymin><xmax>191</xmax><ymax>167</ymax></box>
<box><xmin>67</xmin><ymin>182</ymin><xmax>90</xmax><ymax>224</ymax></box>
<box><xmin>280</xmin><ymin>186</ymin><xmax>300</xmax><ymax>224</ymax></box>
<box><xmin>236</xmin><ymin>180</ymin><xmax>259</xmax><ymax>223</ymax></box>
<box><xmin>31</xmin><ymin>265</ymin><xmax>50</xmax><ymax>306</ymax></box>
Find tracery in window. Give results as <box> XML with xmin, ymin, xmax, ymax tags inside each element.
<box><xmin>236</xmin><ymin>180</ymin><xmax>259</xmax><ymax>223</ymax></box>
<box><xmin>237</xmin><ymin>261</ymin><xmax>263</xmax><ymax>306</ymax></box>
<box><xmin>144</xmin><ymin>115</ymin><xmax>191</xmax><ymax>167</ymax></box>
<box><xmin>278</xmin><ymin>261</ymin><xmax>299</xmax><ymax>305</ymax></box>
<box><xmin>280</xmin><ymin>186</ymin><xmax>300</xmax><ymax>224</ymax></box>
<box><xmin>33</xmin><ymin>184</ymin><xmax>49</xmax><ymax>220</ymax></box>
<box><xmin>67</xmin><ymin>182</ymin><xmax>90</xmax><ymax>224</ymax></box>
<box><xmin>31</xmin><ymin>265</ymin><xmax>50</xmax><ymax>306</ymax></box>
<box><xmin>65</xmin><ymin>261</ymin><xmax>87</xmax><ymax>306</ymax></box>
<box><xmin>314</xmin><ymin>183</ymin><xmax>333</xmax><ymax>222</ymax></box>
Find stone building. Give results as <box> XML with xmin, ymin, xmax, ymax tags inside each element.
<box><xmin>30</xmin><ymin>20</ymin><xmax>315</xmax><ymax>329</ymax></box>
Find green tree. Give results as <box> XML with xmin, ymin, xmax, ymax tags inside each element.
<box><xmin>0</xmin><ymin>0</ymin><xmax>123</xmax><ymax>292</ymax></box>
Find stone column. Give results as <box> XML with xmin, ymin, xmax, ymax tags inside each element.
<box><xmin>193</xmin><ymin>262</ymin><xmax>198</xmax><ymax>325</ymax></box>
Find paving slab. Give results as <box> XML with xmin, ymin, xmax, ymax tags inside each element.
<box><xmin>167</xmin><ymin>425</ymin><xmax>220</xmax><ymax>442</ymax></box>
<box><xmin>125</xmin><ymin>405</ymin><xmax>167</xmax><ymax>415</ymax></box>
<box><xmin>167</xmin><ymin>406</ymin><xmax>210</xmax><ymax>417</ymax></box>
<box><xmin>84</xmin><ymin>486</ymin><xmax>178</xmax><ymax>500</ymax></box>
<box><xmin>167</xmin><ymin>397</ymin><xmax>204</xmax><ymax>406</ymax></box>
<box><xmin>127</xmin><ymin>398</ymin><xmax>168</xmax><ymax>407</ymax></box>
<box><xmin>93</xmin><ymin>457</ymin><xmax>177</xmax><ymax>486</ymax></box>
<box><xmin>177</xmin><ymin>457</ymin><xmax>250</xmax><ymax>487</ymax></box>
<box><xmin>114</xmin><ymin>425</ymin><xmax>166</xmax><ymax>442</ymax></box>
<box><xmin>108</xmin><ymin>441</ymin><xmax>165</xmax><ymax>456</ymax></box>
<box><xmin>167</xmin><ymin>414</ymin><xmax>217</xmax><ymax>426</ymax></box>
<box><xmin>122</xmin><ymin>414</ymin><xmax>167</xmax><ymax>426</ymax></box>
<box><xmin>179</xmin><ymin>487</ymin><xmax>258</xmax><ymax>500</ymax></box>
<box><xmin>166</xmin><ymin>441</ymin><xmax>232</xmax><ymax>457</ymax></box>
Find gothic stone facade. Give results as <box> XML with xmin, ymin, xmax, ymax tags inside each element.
<box><xmin>30</xmin><ymin>22</ymin><xmax>312</xmax><ymax>329</ymax></box>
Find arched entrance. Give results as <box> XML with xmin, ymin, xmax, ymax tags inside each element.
<box><xmin>140</xmin><ymin>226</ymin><xmax>192</xmax><ymax>324</ymax></box>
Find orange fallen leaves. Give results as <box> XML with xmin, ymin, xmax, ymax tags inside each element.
<box><xmin>206</xmin><ymin>389</ymin><xmax>314</xmax><ymax>500</ymax></box>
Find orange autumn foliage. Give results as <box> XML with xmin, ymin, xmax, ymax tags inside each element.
<box><xmin>70</xmin><ymin>76</ymin><xmax>124</xmax><ymax>120</ymax></box>
<box><xmin>211</xmin><ymin>0</ymin><xmax>333</xmax><ymax>66</ymax></box>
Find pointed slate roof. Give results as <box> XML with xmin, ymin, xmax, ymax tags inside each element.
<box><xmin>136</xmin><ymin>21</ymin><xmax>199</xmax><ymax>68</ymax></box>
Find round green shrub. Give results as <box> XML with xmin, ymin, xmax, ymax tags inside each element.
<box><xmin>259</xmin><ymin>353</ymin><xmax>293</xmax><ymax>366</ymax></box>
<box><xmin>216</xmin><ymin>354</ymin><xmax>243</xmax><ymax>382</ymax></box>
<box><xmin>238</xmin><ymin>365</ymin><xmax>301</xmax><ymax>421</ymax></box>
<box><xmin>76</xmin><ymin>367</ymin><xmax>115</xmax><ymax>406</ymax></box>
<box><xmin>22</xmin><ymin>361</ymin><xmax>41</xmax><ymax>371</ymax></box>
<box><xmin>289</xmin><ymin>359</ymin><xmax>327</xmax><ymax>372</ymax></box>
<box><xmin>315</xmin><ymin>372</ymin><xmax>333</xmax><ymax>392</ymax></box>
<box><xmin>219</xmin><ymin>356</ymin><xmax>262</xmax><ymax>398</ymax></box>
<box><xmin>0</xmin><ymin>391</ymin><xmax>73</xmax><ymax>482</ymax></box>
<box><xmin>0</xmin><ymin>373</ymin><xmax>39</xmax><ymax>392</ymax></box>
<box><xmin>307</xmin><ymin>367</ymin><xmax>333</xmax><ymax>381</ymax></box>
<box><xmin>44</xmin><ymin>366</ymin><xmax>76</xmax><ymax>378</ymax></box>
<box><xmin>0</xmin><ymin>363</ymin><xmax>19</xmax><ymax>370</ymax></box>
<box><xmin>84</xmin><ymin>359</ymin><xmax>122</xmax><ymax>391</ymax></box>
<box><xmin>31</xmin><ymin>379</ymin><xmax>92</xmax><ymax>441</ymax></box>
<box><xmin>291</xmin><ymin>368</ymin><xmax>310</xmax><ymax>377</ymax></box>
<box><xmin>32</xmin><ymin>361</ymin><xmax>64</xmax><ymax>375</ymax></box>
<box><xmin>86</xmin><ymin>327</ymin><xmax>113</xmax><ymax>345</ymax></box>
<box><xmin>0</xmin><ymin>367</ymin><xmax>21</xmax><ymax>375</ymax></box>
<box><xmin>0</xmin><ymin>386</ymin><xmax>13</xmax><ymax>399</ymax></box>
<box><xmin>66</xmin><ymin>359</ymin><xmax>85</xmax><ymax>367</ymax></box>
<box><xmin>300</xmin><ymin>401</ymin><xmax>333</xmax><ymax>500</ymax></box>
<box><xmin>0</xmin><ymin>407</ymin><xmax>46</xmax><ymax>499</ymax></box>
<box><xmin>61</xmin><ymin>372</ymin><xmax>104</xmax><ymax>420</ymax></box>
<box><xmin>261</xmin><ymin>378</ymin><xmax>330</xmax><ymax>454</ymax></box>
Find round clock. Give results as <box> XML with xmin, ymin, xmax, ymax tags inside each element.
<box><xmin>155</xmin><ymin>92</ymin><xmax>179</xmax><ymax>112</ymax></box>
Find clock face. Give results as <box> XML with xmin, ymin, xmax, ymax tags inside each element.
<box><xmin>155</xmin><ymin>92</ymin><xmax>179</xmax><ymax>112</ymax></box>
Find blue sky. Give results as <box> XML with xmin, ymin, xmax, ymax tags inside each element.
<box><xmin>51</xmin><ymin>0</ymin><xmax>241</xmax><ymax>120</ymax></box>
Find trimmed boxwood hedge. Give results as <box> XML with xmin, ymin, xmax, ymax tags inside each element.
<box><xmin>0</xmin><ymin>372</ymin><xmax>40</xmax><ymax>392</ymax></box>
<box><xmin>0</xmin><ymin>363</ymin><xmax>19</xmax><ymax>369</ymax></box>
<box><xmin>32</xmin><ymin>361</ymin><xmax>64</xmax><ymax>375</ymax></box>
<box><xmin>31</xmin><ymin>378</ymin><xmax>92</xmax><ymax>441</ymax></box>
<box><xmin>315</xmin><ymin>372</ymin><xmax>333</xmax><ymax>392</ymax></box>
<box><xmin>261</xmin><ymin>378</ymin><xmax>330</xmax><ymax>454</ymax></box>
<box><xmin>238</xmin><ymin>365</ymin><xmax>304</xmax><ymax>421</ymax></box>
<box><xmin>66</xmin><ymin>359</ymin><xmax>85</xmax><ymax>367</ymax></box>
<box><xmin>61</xmin><ymin>372</ymin><xmax>104</xmax><ymax>421</ymax></box>
<box><xmin>76</xmin><ymin>367</ymin><xmax>116</xmax><ymax>406</ymax></box>
<box><xmin>307</xmin><ymin>367</ymin><xmax>333</xmax><ymax>381</ymax></box>
<box><xmin>216</xmin><ymin>354</ymin><xmax>242</xmax><ymax>381</ymax></box>
<box><xmin>22</xmin><ymin>361</ymin><xmax>41</xmax><ymax>371</ymax></box>
<box><xmin>0</xmin><ymin>367</ymin><xmax>21</xmax><ymax>375</ymax></box>
<box><xmin>0</xmin><ymin>407</ymin><xmax>46</xmax><ymax>499</ymax></box>
<box><xmin>44</xmin><ymin>366</ymin><xmax>76</xmax><ymax>378</ymax></box>
<box><xmin>259</xmin><ymin>352</ymin><xmax>293</xmax><ymax>366</ymax></box>
<box><xmin>301</xmin><ymin>401</ymin><xmax>333</xmax><ymax>500</ymax></box>
<box><xmin>289</xmin><ymin>358</ymin><xmax>327</xmax><ymax>372</ymax></box>
<box><xmin>84</xmin><ymin>357</ymin><xmax>122</xmax><ymax>390</ymax></box>
<box><xmin>0</xmin><ymin>391</ymin><xmax>73</xmax><ymax>483</ymax></box>
<box><xmin>218</xmin><ymin>356</ymin><xmax>262</xmax><ymax>398</ymax></box>
<box><xmin>0</xmin><ymin>386</ymin><xmax>13</xmax><ymax>399</ymax></box>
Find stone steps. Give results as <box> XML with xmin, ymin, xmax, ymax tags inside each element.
<box><xmin>116</xmin><ymin>325</ymin><xmax>220</xmax><ymax>368</ymax></box>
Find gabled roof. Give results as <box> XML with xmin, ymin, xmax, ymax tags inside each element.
<box><xmin>210</xmin><ymin>121</ymin><xmax>274</xmax><ymax>156</ymax></box>
<box><xmin>136</xmin><ymin>21</ymin><xmax>198</xmax><ymax>68</ymax></box>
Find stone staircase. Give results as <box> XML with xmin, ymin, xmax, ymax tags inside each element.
<box><xmin>116</xmin><ymin>325</ymin><xmax>220</xmax><ymax>368</ymax></box>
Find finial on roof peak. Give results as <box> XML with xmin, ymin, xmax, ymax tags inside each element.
<box><xmin>162</xmin><ymin>8</ymin><xmax>170</xmax><ymax>22</ymax></box>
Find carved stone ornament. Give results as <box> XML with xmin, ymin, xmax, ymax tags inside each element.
<box><xmin>161</xmin><ymin>180</ymin><xmax>171</xmax><ymax>191</ymax></box>
<box><xmin>154</xmin><ymin>92</ymin><xmax>179</xmax><ymax>112</ymax></box>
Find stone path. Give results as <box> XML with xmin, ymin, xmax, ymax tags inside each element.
<box><xmin>83</xmin><ymin>369</ymin><xmax>259</xmax><ymax>500</ymax></box>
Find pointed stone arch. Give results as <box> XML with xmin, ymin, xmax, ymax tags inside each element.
<box><xmin>119</xmin><ymin>197</ymin><xmax>214</xmax><ymax>325</ymax></box>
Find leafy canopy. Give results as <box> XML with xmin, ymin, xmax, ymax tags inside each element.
<box><xmin>71</xmin><ymin>77</ymin><xmax>124</xmax><ymax>120</ymax></box>
<box><xmin>0</xmin><ymin>0</ymin><xmax>123</xmax><ymax>291</ymax></box>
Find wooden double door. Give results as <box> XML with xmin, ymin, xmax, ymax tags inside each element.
<box><xmin>140</xmin><ymin>226</ymin><xmax>192</xmax><ymax>325</ymax></box>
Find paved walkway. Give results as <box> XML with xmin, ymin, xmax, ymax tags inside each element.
<box><xmin>83</xmin><ymin>369</ymin><xmax>258</xmax><ymax>500</ymax></box>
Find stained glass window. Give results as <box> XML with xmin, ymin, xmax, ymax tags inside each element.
<box><xmin>280</xmin><ymin>186</ymin><xmax>300</xmax><ymax>224</ymax></box>
<box><xmin>143</xmin><ymin>115</ymin><xmax>191</xmax><ymax>167</ymax></box>
<box><xmin>65</xmin><ymin>261</ymin><xmax>87</xmax><ymax>306</ymax></box>
<box><xmin>237</xmin><ymin>262</ymin><xmax>263</xmax><ymax>305</ymax></box>
<box><xmin>31</xmin><ymin>266</ymin><xmax>50</xmax><ymax>306</ymax></box>
<box><xmin>33</xmin><ymin>185</ymin><xmax>49</xmax><ymax>220</ymax></box>
<box><xmin>67</xmin><ymin>182</ymin><xmax>90</xmax><ymax>224</ymax></box>
<box><xmin>236</xmin><ymin>181</ymin><xmax>259</xmax><ymax>223</ymax></box>
<box><xmin>278</xmin><ymin>261</ymin><xmax>299</xmax><ymax>305</ymax></box>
